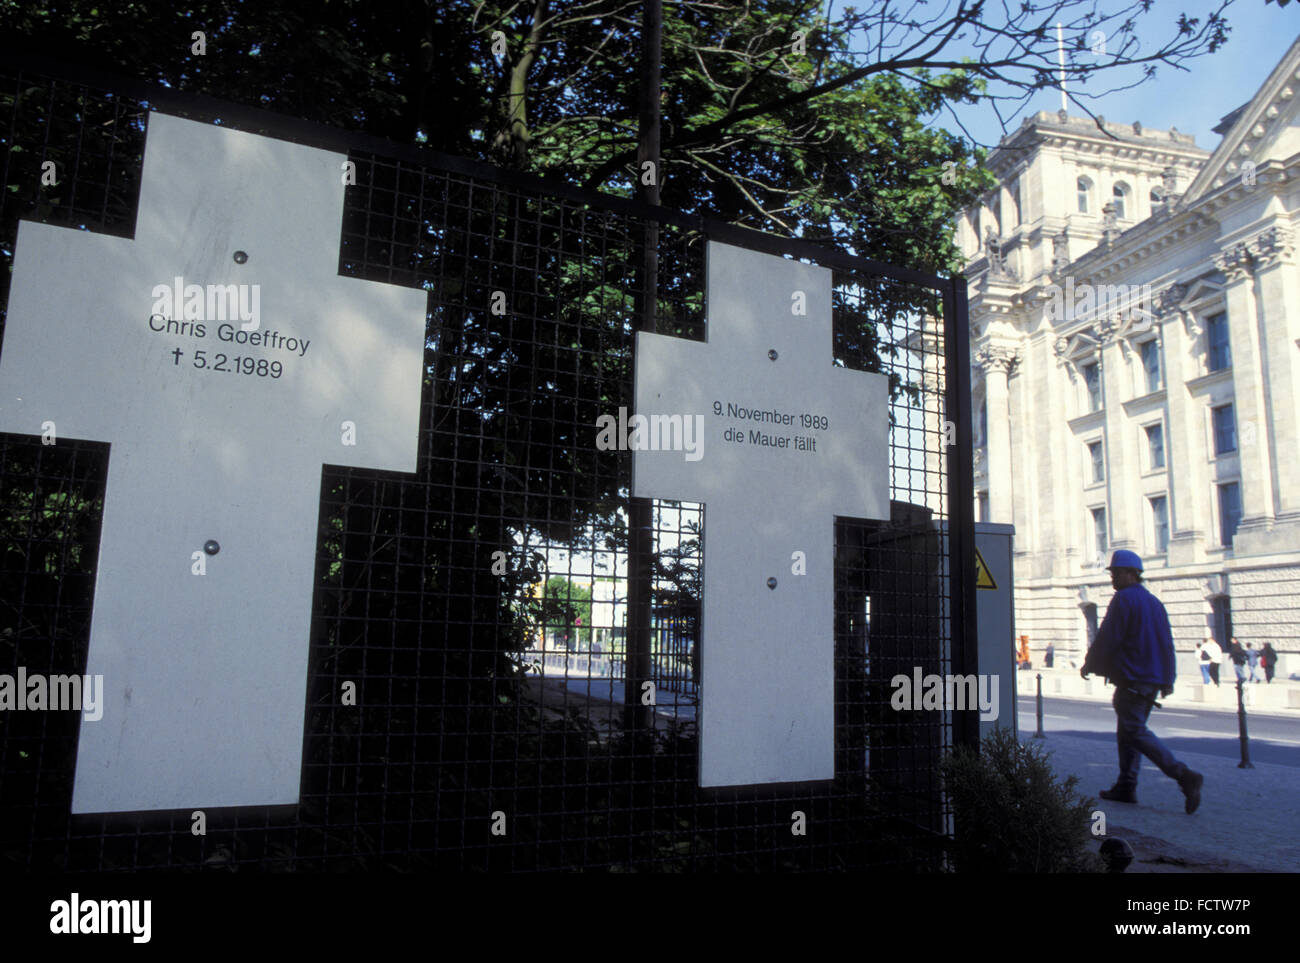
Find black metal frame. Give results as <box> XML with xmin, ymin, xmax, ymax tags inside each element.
<box><xmin>0</xmin><ymin>52</ymin><xmax>974</xmax><ymax>872</ymax></box>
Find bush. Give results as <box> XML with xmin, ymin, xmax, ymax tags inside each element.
<box><xmin>942</xmin><ymin>727</ymin><xmax>1102</xmax><ymax>873</ymax></box>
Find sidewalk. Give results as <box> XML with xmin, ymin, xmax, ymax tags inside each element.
<box><xmin>1021</xmin><ymin>730</ymin><xmax>1300</xmax><ymax>872</ymax></box>
<box><xmin>1017</xmin><ymin>666</ymin><xmax>1300</xmax><ymax>717</ymax></box>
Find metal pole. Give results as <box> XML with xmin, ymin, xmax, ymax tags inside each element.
<box><xmin>943</xmin><ymin>275</ymin><xmax>979</xmax><ymax>753</ymax></box>
<box><xmin>1236</xmin><ymin>679</ymin><xmax>1254</xmax><ymax>769</ymax></box>
<box><xmin>1034</xmin><ymin>672</ymin><xmax>1045</xmax><ymax>738</ymax></box>
<box><xmin>624</xmin><ymin>0</ymin><xmax>662</xmax><ymax>738</ymax></box>
<box><xmin>1055</xmin><ymin>23</ymin><xmax>1068</xmax><ymax>112</ymax></box>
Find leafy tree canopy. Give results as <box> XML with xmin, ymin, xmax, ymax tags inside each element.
<box><xmin>0</xmin><ymin>0</ymin><xmax>1235</xmax><ymax>273</ymax></box>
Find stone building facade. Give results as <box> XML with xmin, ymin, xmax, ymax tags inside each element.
<box><xmin>956</xmin><ymin>38</ymin><xmax>1300</xmax><ymax>673</ymax></box>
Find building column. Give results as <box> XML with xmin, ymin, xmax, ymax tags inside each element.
<box><xmin>1052</xmin><ymin>337</ymin><xmax>1083</xmax><ymax>576</ymax></box>
<box><xmin>975</xmin><ymin>345</ymin><xmax>1019</xmax><ymax>525</ymax></box>
<box><xmin>1248</xmin><ymin>227</ymin><xmax>1300</xmax><ymax>530</ymax></box>
<box><xmin>1159</xmin><ymin>285</ymin><xmax>1206</xmax><ymax>565</ymax></box>
<box><xmin>1214</xmin><ymin>241</ymin><xmax>1277</xmax><ymax>550</ymax></box>
<box><xmin>1098</xmin><ymin>325</ymin><xmax>1138</xmax><ymax>552</ymax></box>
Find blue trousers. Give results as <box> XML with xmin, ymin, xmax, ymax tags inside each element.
<box><xmin>1113</xmin><ymin>684</ymin><xmax>1188</xmax><ymax>791</ymax></box>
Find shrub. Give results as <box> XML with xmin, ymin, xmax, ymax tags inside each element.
<box><xmin>942</xmin><ymin>727</ymin><xmax>1102</xmax><ymax>873</ymax></box>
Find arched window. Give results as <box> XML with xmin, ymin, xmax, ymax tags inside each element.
<box><xmin>1077</xmin><ymin>177</ymin><xmax>1091</xmax><ymax>213</ymax></box>
<box><xmin>1112</xmin><ymin>183</ymin><xmax>1128</xmax><ymax>220</ymax></box>
<box><xmin>1149</xmin><ymin>188</ymin><xmax>1163</xmax><ymax>212</ymax></box>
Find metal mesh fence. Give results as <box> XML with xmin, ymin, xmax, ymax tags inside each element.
<box><xmin>0</xmin><ymin>58</ymin><xmax>973</xmax><ymax>871</ymax></box>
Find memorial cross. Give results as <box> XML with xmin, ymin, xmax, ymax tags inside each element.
<box><xmin>0</xmin><ymin>113</ymin><xmax>428</xmax><ymax>813</ymax></box>
<box><xmin>634</xmin><ymin>241</ymin><xmax>890</xmax><ymax>787</ymax></box>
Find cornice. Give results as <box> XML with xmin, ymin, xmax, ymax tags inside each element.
<box><xmin>1053</xmin><ymin>140</ymin><xmax>1206</xmax><ymax>173</ymax></box>
<box><xmin>1187</xmin><ymin>41</ymin><xmax>1300</xmax><ymax>199</ymax></box>
<box><xmin>1068</xmin><ymin>209</ymin><xmax>1217</xmax><ymax>282</ymax></box>
<box><xmin>1192</xmin><ymin>155</ymin><xmax>1299</xmax><ymax>214</ymax></box>
<box><xmin>989</xmin><ymin>112</ymin><xmax>1208</xmax><ymax>176</ymax></box>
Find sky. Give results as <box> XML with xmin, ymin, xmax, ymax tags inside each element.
<box><xmin>834</xmin><ymin>0</ymin><xmax>1299</xmax><ymax>156</ymax></box>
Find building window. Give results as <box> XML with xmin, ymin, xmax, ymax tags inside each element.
<box><xmin>1146</xmin><ymin>423</ymin><xmax>1165</xmax><ymax>469</ymax></box>
<box><xmin>1088</xmin><ymin>441</ymin><xmax>1104</xmax><ymax>483</ymax></box>
<box><xmin>1149</xmin><ymin>188</ymin><xmax>1163</xmax><ymax>211</ymax></box>
<box><xmin>1140</xmin><ymin>340</ymin><xmax>1161</xmax><ymax>393</ymax></box>
<box><xmin>1077</xmin><ymin>177</ymin><xmax>1090</xmax><ymax>213</ymax></box>
<box><xmin>1112</xmin><ymin>183</ymin><xmax>1129</xmax><ymax>220</ymax></box>
<box><xmin>1218</xmin><ymin>482</ymin><xmax>1242</xmax><ymax>548</ymax></box>
<box><xmin>1206</xmin><ymin>312</ymin><xmax>1231</xmax><ymax>371</ymax></box>
<box><xmin>978</xmin><ymin>491</ymin><xmax>990</xmax><ymax>523</ymax></box>
<box><xmin>1083</xmin><ymin>362</ymin><xmax>1102</xmax><ymax>411</ymax></box>
<box><xmin>1212</xmin><ymin>403</ymin><xmax>1236</xmax><ymax>455</ymax></box>
<box><xmin>1092</xmin><ymin>507</ymin><xmax>1108</xmax><ymax>559</ymax></box>
<box><xmin>1011</xmin><ymin>178</ymin><xmax>1022</xmax><ymax>227</ymax></box>
<box><xmin>1151</xmin><ymin>495</ymin><xmax>1169</xmax><ymax>554</ymax></box>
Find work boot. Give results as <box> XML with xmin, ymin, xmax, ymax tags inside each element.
<box><xmin>1099</xmin><ymin>786</ymin><xmax>1138</xmax><ymax>804</ymax></box>
<box><xmin>1179</xmin><ymin>770</ymin><xmax>1204</xmax><ymax>814</ymax></box>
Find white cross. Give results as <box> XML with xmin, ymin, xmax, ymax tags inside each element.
<box><xmin>634</xmin><ymin>241</ymin><xmax>889</xmax><ymax>787</ymax></box>
<box><xmin>0</xmin><ymin>113</ymin><xmax>428</xmax><ymax>813</ymax></box>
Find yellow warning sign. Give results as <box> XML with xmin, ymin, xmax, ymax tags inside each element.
<box><xmin>975</xmin><ymin>548</ymin><xmax>997</xmax><ymax>590</ymax></box>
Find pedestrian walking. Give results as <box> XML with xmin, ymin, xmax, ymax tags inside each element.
<box><xmin>1202</xmin><ymin>636</ymin><xmax>1222</xmax><ymax>686</ymax></box>
<box><xmin>1246</xmin><ymin>642</ymin><xmax>1262</xmax><ymax>683</ymax></box>
<box><xmin>1196</xmin><ymin>639</ymin><xmax>1213</xmax><ymax>685</ymax></box>
<box><xmin>1081</xmin><ymin>550</ymin><xmax>1204</xmax><ymax>813</ymax></box>
<box><xmin>1045</xmin><ymin>642</ymin><xmax>1055</xmax><ymax>668</ymax></box>
<box><xmin>1228</xmin><ymin>637</ymin><xmax>1248</xmax><ymax>684</ymax></box>
<box><xmin>1261</xmin><ymin>642</ymin><xmax>1278</xmax><ymax>684</ymax></box>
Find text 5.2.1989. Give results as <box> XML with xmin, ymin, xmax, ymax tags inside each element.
<box><xmin>177</xmin><ymin>348</ymin><xmax>283</xmax><ymax>378</ymax></box>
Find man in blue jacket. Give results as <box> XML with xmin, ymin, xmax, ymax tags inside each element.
<box><xmin>1081</xmin><ymin>550</ymin><xmax>1204</xmax><ymax>813</ymax></box>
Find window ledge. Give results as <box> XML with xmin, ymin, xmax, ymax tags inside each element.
<box><xmin>1069</xmin><ymin>410</ymin><xmax>1105</xmax><ymax>432</ymax></box>
<box><xmin>1186</xmin><ymin>368</ymin><xmax>1233</xmax><ymax>393</ymax></box>
<box><xmin>1122</xmin><ymin>389</ymin><xmax>1167</xmax><ymax>415</ymax></box>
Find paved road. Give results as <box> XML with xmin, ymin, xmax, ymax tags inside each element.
<box><xmin>558</xmin><ymin>676</ymin><xmax>698</xmax><ymax>721</ymax></box>
<box><xmin>549</xmin><ymin>680</ymin><xmax>1300</xmax><ymax>767</ymax></box>
<box><xmin>1018</xmin><ymin>694</ymin><xmax>1300</xmax><ymax>769</ymax></box>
